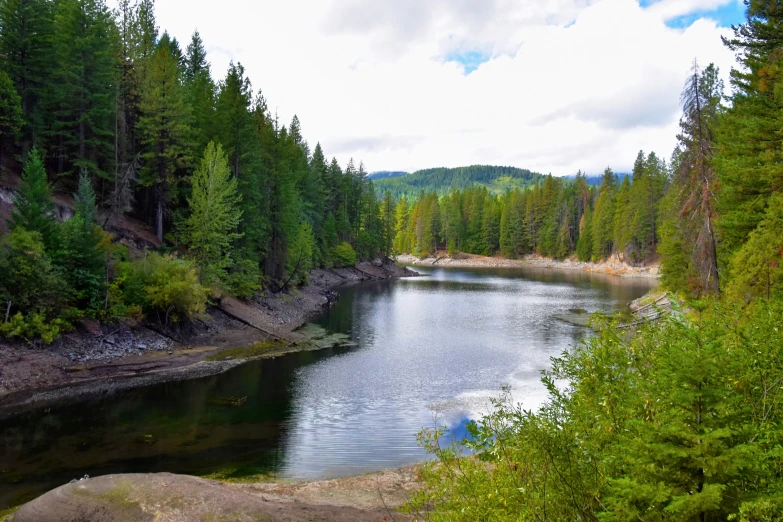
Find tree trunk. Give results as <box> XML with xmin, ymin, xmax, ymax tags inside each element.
<box><xmin>5</xmin><ymin>300</ymin><xmax>11</xmax><ymax>323</ymax></box>
<box><xmin>156</xmin><ymin>196</ymin><xmax>164</xmax><ymax>243</ymax></box>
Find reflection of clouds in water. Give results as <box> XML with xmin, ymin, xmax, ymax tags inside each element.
<box><xmin>450</xmin><ymin>366</ymin><xmax>571</xmax><ymax>422</ymax></box>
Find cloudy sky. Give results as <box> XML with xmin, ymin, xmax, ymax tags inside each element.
<box><xmin>122</xmin><ymin>0</ymin><xmax>743</xmax><ymax>175</ymax></box>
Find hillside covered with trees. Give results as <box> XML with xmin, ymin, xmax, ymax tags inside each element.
<box><xmin>0</xmin><ymin>0</ymin><xmax>395</xmax><ymax>341</ymax></box>
<box><xmin>392</xmin><ymin>154</ymin><xmax>665</xmax><ymax>264</ymax></box>
<box><xmin>373</xmin><ymin>165</ymin><xmax>546</xmax><ymax>199</ymax></box>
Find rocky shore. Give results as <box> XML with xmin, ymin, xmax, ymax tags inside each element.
<box><xmin>0</xmin><ymin>260</ymin><xmax>417</xmax><ymax>418</ymax></box>
<box><xmin>397</xmin><ymin>252</ymin><xmax>660</xmax><ymax>278</ymax></box>
<box><xmin>5</xmin><ymin>466</ymin><xmax>422</xmax><ymax>522</ymax></box>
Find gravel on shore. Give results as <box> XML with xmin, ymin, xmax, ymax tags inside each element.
<box><xmin>396</xmin><ymin>252</ymin><xmax>659</xmax><ymax>278</ymax></box>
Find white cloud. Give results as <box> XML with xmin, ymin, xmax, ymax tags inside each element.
<box><xmin>109</xmin><ymin>0</ymin><xmax>738</xmax><ymax>175</ymax></box>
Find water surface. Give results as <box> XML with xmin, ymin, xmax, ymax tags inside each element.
<box><xmin>0</xmin><ymin>266</ymin><xmax>655</xmax><ymax>508</ymax></box>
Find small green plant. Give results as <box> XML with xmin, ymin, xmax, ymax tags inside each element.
<box><xmin>119</xmin><ymin>253</ymin><xmax>208</xmax><ymax>325</ymax></box>
<box><xmin>331</xmin><ymin>242</ymin><xmax>357</xmax><ymax>267</ymax></box>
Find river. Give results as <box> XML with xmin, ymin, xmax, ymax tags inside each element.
<box><xmin>0</xmin><ymin>266</ymin><xmax>656</xmax><ymax>509</ymax></box>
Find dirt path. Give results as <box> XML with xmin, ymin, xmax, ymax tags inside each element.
<box><xmin>8</xmin><ymin>467</ymin><xmax>422</xmax><ymax>522</ymax></box>
<box><xmin>397</xmin><ymin>252</ymin><xmax>659</xmax><ymax>278</ymax></box>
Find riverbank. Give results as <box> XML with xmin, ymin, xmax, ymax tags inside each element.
<box><xmin>0</xmin><ymin>260</ymin><xmax>417</xmax><ymax>418</ymax></box>
<box><xmin>5</xmin><ymin>465</ymin><xmax>422</xmax><ymax>522</ymax></box>
<box><xmin>397</xmin><ymin>252</ymin><xmax>659</xmax><ymax>278</ymax></box>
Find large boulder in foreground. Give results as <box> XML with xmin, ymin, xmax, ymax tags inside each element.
<box><xmin>11</xmin><ymin>472</ymin><xmax>411</xmax><ymax>522</ymax></box>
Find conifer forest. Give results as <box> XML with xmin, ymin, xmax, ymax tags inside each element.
<box><xmin>2</xmin><ymin>1</ymin><xmax>783</xmax><ymax>521</ymax></box>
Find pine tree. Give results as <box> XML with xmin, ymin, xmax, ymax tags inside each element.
<box><xmin>215</xmin><ymin>63</ymin><xmax>267</xmax><ymax>260</ymax></box>
<box><xmin>576</xmin><ymin>204</ymin><xmax>593</xmax><ymax>261</ymax></box>
<box><xmin>138</xmin><ymin>34</ymin><xmax>191</xmax><ymax>242</ymax></box>
<box><xmin>592</xmin><ymin>168</ymin><xmax>616</xmax><ymax>260</ymax></box>
<box><xmin>0</xmin><ymin>0</ymin><xmax>55</xmax><ymax>151</ymax></box>
<box><xmin>718</xmin><ymin>3</ymin><xmax>783</xmax><ymax>261</ymax></box>
<box><xmin>662</xmin><ymin>63</ymin><xmax>722</xmax><ymax>295</ymax></box>
<box><xmin>49</xmin><ymin>0</ymin><xmax>118</xmax><ymax>182</ymax></box>
<box><xmin>184</xmin><ymin>30</ymin><xmax>216</xmax><ymax>162</ymax></box>
<box><xmin>9</xmin><ymin>148</ymin><xmax>58</xmax><ymax>252</ymax></box>
<box><xmin>393</xmin><ymin>196</ymin><xmax>410</xmax><ymax>255</ymax></box>
<box><xmin>727</xmin><ymin>193</ymin><xmax>783</xmax><ymax>301</ymax></box>
<box><xmin>284</xmin><ymin>222</ymin><xmax>315</xmax><ymax>288</ymax></box>
<box><xmin>60</xmin><ymin>173</ymin><xmax>106</xmax><ymax>311</ymax></box>
<box><xmin>180</xmin><ymin>142</ymin><xmax>242</xmax><ymax>286</ymax></box>
<box><xmin>0</xmin><ymin>70</ymin><xmax>23</xmax><ymax>170</ymax></box>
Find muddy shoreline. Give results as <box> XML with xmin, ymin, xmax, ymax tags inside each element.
<box><xmin>396</xmin><ymin>252</ymin><xmax>660</xmax><ymax>278</ymax></box>
<box><xmin>0</xmin><ymin>260</ymin><xmax>417</xmax><ymax>419</ymax></box>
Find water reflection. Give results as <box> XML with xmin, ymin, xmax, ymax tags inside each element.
<box><xmin>0</xmin><ymin>266</ymin><xmax>655</xmax><ymax>509</ymax></box>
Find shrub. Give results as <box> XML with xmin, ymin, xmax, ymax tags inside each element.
<box><xmin>0</xmin><ymin>312</ymin><xmax>71</xmax><ymax>344</ymax></box>
<box><xmin>331</xmin><ymin>242</ymin><xmax>357</xmax><ymax>268</ymax></box>
<box><xmin>224</xmin><ymin>258</ymin><xmax>262</xmax><ymax>299</ymax></box>
<box><xmin>119</xmin><ymin>253</ymin><xmax>208</xmax><ymax>325</ymax></box>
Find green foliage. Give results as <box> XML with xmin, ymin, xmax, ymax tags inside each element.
<box><xmin>374</xmin><ymin>165</ymin><xmax>545</xmax><ymax>200</ymax></box>
<box><xmin>0</xmin><ymin>312</ymin><xmax>69</xmax><ymax>344</ymax></box>
<box><xmin>180</xmin><ymin>142</ymin><xmax>242</xmax><ymax>286</ymax></box>
<box><xmin>331</xmin><ymin>242</ymin><xmax>357</xmax><ymax>268</ymax></box>
<box><xmin>0</xmin><ymin>0</ymin><xmax>54</xmax><ymax>149</ymax></box>
<box><xmin>576</xmin><ymin>204</ymin><xmax>593</xmax><ymax>261</ymax></box>
<box><xmin>138</xmin><ymin>33</ymin><xmax>191</xmax><ymax>242</ymax></box>
<box><xmin>49</xmin><ymin>0</ymin><xmax>117</xmax><ymax>180</ymax></box>
<box><xmin>119</xmin><ymin>253</ymin><xmax>207</xmax><ymax>325</ymax></box>
<box><xmin>0</xmin><ymin>69</ymin><xmax>23</xmax><ymax>148</ymax></box>
<box><xmin>284</xmin><ymin>222</ymin><xmax>315</xmax><ymax>287</ymax></box>
<box><xmin>408</xmin><ymin>297</ymin><xmax>783</xmax><ymax>521</ymax></box>
<box><xmin>0</xmin><ymin>228</ymin><xmax>67</xmax><ymax>340</ymax></box>
<box><xmin>223</xmin><ymin>258</ymin><xmax>262</xmax><ymax>299</ymax></box>
<box><xmin>727</xmin><ymin>193</ymin><xmax>783</xmax><ymax>301</ymax></box>
<box><xmin>10</xmin><ymin>148</ymin><xmax>59</xmax><ymax>252</ymax></box>
<box><xmin>60</xmin><ymin>174</ymin><xmax>107</xmax><ymax>312</ymax></box>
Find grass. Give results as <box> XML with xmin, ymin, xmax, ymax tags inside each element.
<box><xmin>205</xmin><ymin>340</ymin><xmax>286</xmax><ymax>362</ymax></box>
<box><xmin>0</xmin><ymin>506</ymin><xmax>19</xmax><ymax>521</ymax></box>
<box><xmin>200</xmin><ymin>468</ymin><xmax>281</xmax><ymax>484</ymax></box>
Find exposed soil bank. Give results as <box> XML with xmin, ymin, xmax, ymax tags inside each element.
<box><xmin>7</xmin><ymin>466</ymin><xmax>422</xmax><ymax>522</ymax></box>
<box><xmin>397</xmin><ymin>251</ymin><xmax>659</xmax><ymax>278</ymax></box>
<box><xmin>0</xmin><ymin>260</ymin><xmax>417</xmax><ymax>419</ymax></box>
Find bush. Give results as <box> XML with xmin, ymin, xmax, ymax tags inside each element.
<box><xmin>119</xmin><ymin>253</ymin><xmax>208</xmax><ymax>325</ymax></box>
<box><xmin>331</xmin><ymin>242</ymin><xmax>357</xmax><ymax>268</ymax></box>
<box><xmin>0</xmin><ymin>312</ymin><xmax>71</xmax><ymax>344</ymax></box>
<box><xmin>224</xmin><ymin>258</ymin><xmax>262</xmax><ymax>299</ymax></box>
<box><xmin>406</xmin><ymin>298</ymin><xmax>783</xmax><ymax>521</ymax></box>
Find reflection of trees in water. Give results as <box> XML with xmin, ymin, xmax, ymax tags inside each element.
<box><xmin>0</xmin><ymin>351</ymin><xmax>342</xmax><ymax>510</ymax></box>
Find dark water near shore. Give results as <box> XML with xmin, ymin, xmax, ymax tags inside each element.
<box><xmin>0</xmin><ymin>266</ymin><xmax>656</xmax><ymax>509</ymax></box>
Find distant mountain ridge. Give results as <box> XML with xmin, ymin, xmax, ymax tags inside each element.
<box><xmin>372</xmin><ymin>165</ymin><xmax>546</xmax><ymax>199</ymax></box>
<box><xmin>367</xmin><ymin>171</ymin><xmax>409</xmax><ymax>181</ymax></box>
<box><xmin>563</xmin><ymin>172</ymin><xmax>630</xmax><ymax>186</ymax></box>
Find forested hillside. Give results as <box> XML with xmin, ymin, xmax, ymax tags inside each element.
<box><xmin>367</xmin><ymin>171</ymin><xmax>408</xmax><ymax>181</ymax></box>
<box><xmin>373</xmin><ymin>165</ymin><xmax>545</xmax><ymax>198</ymax></box>
<box><xmin>393</xmin><ymin>154</ymin><xmax>665</xmax><ymax>264</ymax></box>
<box><xmin>0</xmin><ymin>0</ymin><xmax>395</xmax><ymax>342</ymax></box>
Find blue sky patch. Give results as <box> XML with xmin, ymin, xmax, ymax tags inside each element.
<box><xmin>640</xmin><ymin>0</ymin><xmax>746</xmax><ymax>28</ymax></box>
<box><xmin>445</xmin><ymin>50</ymin><xmax>491</xmax><ymax>74</ymax></box>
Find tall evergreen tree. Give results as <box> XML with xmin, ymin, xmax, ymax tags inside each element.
<box><xmin>0</xmin><ymin>0</ymin><xmax>54</xmax><ymax>151</ymax></box>
<box><xmin>49</xmin><ymin>0</ymin><xmax>118</xmax><ymax>182</ymax></box>
<box><xmin>60</xmin><ymin>173</ymin><xmax>106</xmax><ymax>311</ymax></box>
<box><xmin>662</xmin><ymin>62</ymin><xmax>722</xmax><ymax>295</ymax></box>
<box><xmin>180</xmin><ymin>142</ymin><xmax>242</xmax><ymax>286</ymax></box>
<box><xmin>138</xmin><ymin>34</ymin><xmax>190</xmax><ymax>241</ymax></box>
<box><xmin>0</xmin><ymin>70</ymin><xmax>23</xmax><ymax>170</ymax></box>
<box><xmin>9</xmin><ymin>148</ymin><xmax>58</xmax><ymax>252</ymax></box>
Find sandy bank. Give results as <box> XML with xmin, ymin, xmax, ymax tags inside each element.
<box><xmin>397</xmin><ymin>252</ymin><xmax>659</xmax><ymax>279</ymax></box>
